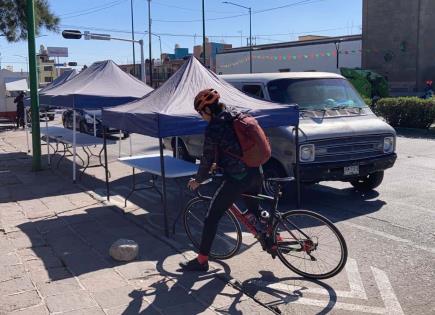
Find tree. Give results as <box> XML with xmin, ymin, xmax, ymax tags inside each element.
<box><xmin>0</xmin><ymin>0</ymin><xmax>59</xmax><ymax>42</ymax></box>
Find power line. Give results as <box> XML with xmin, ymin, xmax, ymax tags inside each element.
<box><xmin>153</xmin><ymin>0</ymin><xmax>235</xmax><ymax>14</ymax></box>
<box><xmin>60</xmin><ymin>0</ymin><xmax>127</xmax><ymax>19</ymax></box>
<box><xmin>151</xmin><ymin>0</ymin><xmax>324</xmax><ymax>23</ymax></box>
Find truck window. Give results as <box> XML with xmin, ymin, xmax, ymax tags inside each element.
<box><xmin>242</xmin><ymin>84</ymin><xmax>264</xmax><ymax>99</ymax></box>
<box><xmin>267</xmin><ymin>78</ymin><xmax>366</xmax><ymax>110</ymax></box>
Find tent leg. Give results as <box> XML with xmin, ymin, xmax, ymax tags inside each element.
<box><xmin>93</xmin><ymin>113</ymin><xmax>96</xmax><ymax>137</ymax></box>
<box><xmin>294</xmin><ymin>126</ymin><xmax>301</xmax><ymax>208</ymax></box>
<box><xmin>159</xmin><ymin>137</ymin><xmax>169</xmax><ymax>238</ymax></box>
<box><xmin>73</xmin><ymin>110</ymin><xmax>77</xmax><ymax>183</ymax></box>
<box><xmin>103</xmin><ymin>127</ymin><xmax>110</xmax><ymax>201</ymax></box>
<box><xmin>129</xmin><ymin>133</ymin><xmax>132</xmax><ymax>157</ymax></box>
<box><xmin>175</xmin><ymin>136</ymin><xmax>179</xmax><ymax>158</ymax></box>
<box><xmin>45</xmin><ymin>111</ymin><xmax>50</xmax><ymax>166</ymax></box>
<box><xmin>118</xmin><ymin>130</ymin><xmax>122</xmax><ymax>158</ymax></box>
<box><xmin>24</xmin><ymin>107</ymin><xmax>30</xmax><ymax>153</ymax></box>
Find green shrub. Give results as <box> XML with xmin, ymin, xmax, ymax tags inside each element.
<box><xmin>375</xmin><ymin>97</ymin><xmax>435</xmax><ymax>129</ymax></box>
<box><xmin>362</xmin><ymin>96</ymin><xmax>372</xmax><ymax>106</ymax></box>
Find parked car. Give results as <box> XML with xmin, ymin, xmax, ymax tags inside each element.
<box><xmin>62</xmin><ymin>109</ymin><xmax>129</xmax><ymax>138</ymax></box>
<box><xmin>164</xmin><ymin>72</ymin><xmax>397</xmax><ymax>194</ymax></box>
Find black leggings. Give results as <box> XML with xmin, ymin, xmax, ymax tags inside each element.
<box><xmin>199</xmin><ymin>168</ymin><xmax>263</xmax><ymax>256</ymax></box>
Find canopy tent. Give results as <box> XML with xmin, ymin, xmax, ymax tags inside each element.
<box><xmin>38</xmin><ymin>60</ymin><xmax>153</xmax><ymax>108</ymax></box>
<box><xmin>27</xmin><ymin>60</ymin><xmax>153</xmax><ymax>182</ymax></box>
<box><xmin>5</xmin><ymin>78</ymin><xmax>29</xmax><ymax>92</ymax></box>
<box><xmin>101</xmin><ymin>56</ymin><xmax>300</xmax><ymax>237</ymax></box>
<box><xmin>40</xmin><ymin>69</ymin><xmax>78</xmax><ymax>92</ymax></box>
<box><xmin>102</xmin><ymin>56</ymin><xmax>298</xmax><ymax>137</ymax></box>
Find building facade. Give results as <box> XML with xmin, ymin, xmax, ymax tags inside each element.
<box><xmin>36</xmin><ymin>46</ymin><xmax>57</xmax><ymax>88</ymax></box>
<box><xmin>194</xmin><ymin>38</ymin><xmax>232</xmax><ymax>72</ymax></box>
<box><xmin>362</xmin><ymin>0</ymin><xmax>435</xmax><ymax>93</ymax></box>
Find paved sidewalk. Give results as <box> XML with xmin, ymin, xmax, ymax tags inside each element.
<box><xmin>0</xmin><ymin>130</ymin><xmax>271</xmax><ymax>314</ymax></box>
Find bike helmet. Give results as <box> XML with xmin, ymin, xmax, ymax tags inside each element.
<box><xmin>194</xmin><ymin>88</ymin><xmax>220</xmax><ymax>112</ymax></box>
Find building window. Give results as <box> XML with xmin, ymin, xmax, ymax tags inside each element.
<box><xmin>43</xmin><ymin>66</ymin><xmax>53</xmax><ymax>71</ymax></box>
<box><xmin>242</xmin><ymin>85</ymin><xmax>264</xmax><ymax>99</ymax></box>
<box><xmin>44</xmin><ymin>77</ymin><xmax>53</xmax><ymax>83</ymax></box>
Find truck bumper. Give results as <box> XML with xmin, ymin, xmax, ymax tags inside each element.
<box><xmin>299</xmin><ymin>153</ymin><xmax>397</xmax><ymax>182</ymax></box>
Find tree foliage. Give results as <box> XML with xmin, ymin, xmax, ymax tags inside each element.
<box><xmin>0</xmin><ymin>0</ymin><xmax>59</xmax><ymax>42</ymax></box>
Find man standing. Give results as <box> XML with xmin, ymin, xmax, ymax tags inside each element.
<box><xmin>14</xmin><ymin>91</ymin><xmax>26</xmax><ymax>129</ymax></box>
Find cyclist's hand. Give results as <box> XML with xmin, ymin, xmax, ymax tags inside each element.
<box><xmin>187</xmin><ymin>179</ymin><xmax>200</xmax><ymax>191</ymax></box>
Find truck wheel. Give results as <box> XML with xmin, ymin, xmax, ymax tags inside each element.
<box><xmin>262</xmin><ymin>159</ymin><xmax>288</xmax><ymax>196</ymax></box>
<box><xmin>49</xmin><ymin>115</ymin><xmax>55</xmax><ymax>121</ymax></box>
<box><xmin>173</xmin><ymin>139</ymin><xmax>196</xmax><ymax>163</ymax></box>
<box><xmin>351</xmin><ymin>171</ymin><xmax>384</xmax><ymax>192</ymax></box>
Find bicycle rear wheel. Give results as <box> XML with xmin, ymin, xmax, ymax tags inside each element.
<box><xmin>273</xmin><ymin>210</ymin><xmax>347</xmax><ymax>279</ymax></box>
<box><xmin>183</xmin><ymin>197</ymin><xmax>242</xmax><ymax>260</ymax></box>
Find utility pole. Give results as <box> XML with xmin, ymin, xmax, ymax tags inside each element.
<box><xmin>130</xmin><ymin>0</ymin><xmax>136</xmax><ymax>77</ymax></box>
<box><xmin>148</xmin><ymin>0</ymin><xmax>153</xmax><ymax>86</ymax></box>
<box><xmin>202</xmin><ymin>0</ymin><xmax>206</xmax><ymax>66</ymax></box>
<box><xmin>26</xmin><ymin>0</ymin><xmax>41</xmax><ymax>171</ymax></box>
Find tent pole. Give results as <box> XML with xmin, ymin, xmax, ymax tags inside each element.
<box><xmin>73</xmin><ymin>110</ymin><xmax>77</xmax><ymax>183</ymax></box>
<box><xmin>45</xmin><ymin>111</ymin><xmax>50</xmax><ymax>165</ymax></box>
<box><xmin>103</xmin><ymin>126</ymin><xmax>110</xmax><ymax>201</ymax></box>
<box><xmin>175</xmin><ymin>136</ymin><xmax>179</xmax><ymax>158</ymax></box>
<box><xmin>118</xmin><ymin>130</ymin><xmax>122</xmax><ymax>157</ymax></box>
<box><xmin>159</xmin><ymin>137</ymin><xmax>169</xmax><ymax>237</ymax></box>
<box><xmin>129</xmin><ymin>133</ymin><xmax>132</xmax><ymax>157</ymax></box>
<box><xmin>24</xmin><ymin>107</ymin><xmax>30</xmax><ymax>153</ymax></box>
<box><xmin>295</xmin><ymin>125</ymin><xmax>301</xmax><ymax>208</ymax></box>
<box><xmin>93</xmin><ymin>113</ymin><xmax>96</xmax><ymax>137</ymax></box>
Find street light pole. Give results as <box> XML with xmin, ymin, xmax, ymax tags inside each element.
<box><xmin>147</xmin><ymin>0</ymin><xmax>153</xmax><ymax>87</ymax></box>
<box><xmin>130</xmin><ymin>0</ymin><xmax>136</xmax><ymax>77</ymax></box>
<box><xmin>202</xmin><ymin>0</ymin><xmax>206</xmax><ymax>66</ymax></box>
<box><xmin>222</xmin><ymin>1</ymin><xmax>253</xmax><ymax>73</ymax></box>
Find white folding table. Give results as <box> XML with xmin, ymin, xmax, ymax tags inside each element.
<box><xmin>118</xmin><ymin>154</ymin><xmax>199</xmax><ymax>233</ymax></box>
<box><xmin>40</xmin><ymin>126</ymin><xmax>115</xmax><ymax>179</ymax></box>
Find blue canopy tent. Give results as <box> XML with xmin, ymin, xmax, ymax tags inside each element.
<box><xmin>32</xmin><ymin>60</ymin><xmax>153</xmax><ymax>181</ymax></box>
<box><xmin>102</xmin><ymin>56</ymin><xmax>299</xmax><ymax>237</ymax></box>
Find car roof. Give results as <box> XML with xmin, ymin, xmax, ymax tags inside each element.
<box><xmin>219</xmin><ymin>72</ymin><xmax>344</xmax><ymax>83</ymax></box>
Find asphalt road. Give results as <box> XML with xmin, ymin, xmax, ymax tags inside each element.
<box><xmin>36</xmin><ymin>117</ymin><xmax>435</xmax><ymax>314</ymax></box>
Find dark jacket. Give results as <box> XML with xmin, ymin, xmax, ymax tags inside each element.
<box><xmin>14</xmin><ymin>94</ymin><xmax>25</xmax><ymax>116</ymax></box>
<box><xmin>195</xmin><ymin>107</ymin><xmax>247</xmax><ymax>182</ymax></box>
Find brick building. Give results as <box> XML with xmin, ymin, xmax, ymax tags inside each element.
<box><xmin>362</xmin><ymin>0</ymin><xmax>435</xmax><ymax>94</ymax></box>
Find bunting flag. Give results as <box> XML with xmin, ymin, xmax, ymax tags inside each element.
<box><xmin>218</xmin><ymin>49</ymin><xmax>367</xmax><ymax>69</ymax></box>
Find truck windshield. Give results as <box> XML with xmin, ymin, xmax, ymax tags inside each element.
<box><xmin>267</xmin><ymin>78</ymin><xmax>366</xmax><ymax>110</ymax></box>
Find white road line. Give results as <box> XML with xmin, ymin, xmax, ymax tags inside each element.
<box><xmin>342</xmin><ymin>221</ymin><xmax>435</xmax><ymax>255</ymax></box>
<box><xmin>291</xmin><ymin>297</ymin><xmax>386</xmax><ymax>314</ymax></box>
<box><xmin>371</xmin><ymin>267</ymin><xmax>405</xmax><ymax>315</ymax></box>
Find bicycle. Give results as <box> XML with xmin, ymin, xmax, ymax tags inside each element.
<box><xmin>182</xmin><ymin>176</ymin><xmax>348</xmax><ymax>279</ymax></box>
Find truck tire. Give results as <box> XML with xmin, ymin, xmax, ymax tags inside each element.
<box><xmin>350</xmin><ymin>171</ymin><xmax>384</xmax><ymax>192</ymax></box>
<box><xmin>262</xmin><ymin>159</ymin><xmax>288</xmax><ymax>196</ymax></box>
<box><xmin>172</xmin><ymin>139</ymin><xmax>196</xmax><ymax>163</ymax></box>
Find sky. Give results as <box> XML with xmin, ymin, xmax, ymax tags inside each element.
<box><xmin>0</xmin><ymin>0</ymin><xmax>362</xmax><ymax>71</ymax></box>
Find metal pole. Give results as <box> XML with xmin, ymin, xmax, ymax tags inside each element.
<box><xmin>139</xmin><ymin>40</ymin><xmax>145</xmax><ymax>82</ymax></box>
<box><xmin>158</xmin><ymin>36</ymin><xmax>162</xmax><ymax>60</ymax></box>
<box><xmin>249</xmin><ymin>7</ymin><xmax>252</xmax><ymax>73</ymax></box>
<box><xmin>129</xmin><ymin>134</ymin><xmax>133</xmax><ymax>157</ymax></box>
<box><xmin>24</xmin><ymin>107</ymin><xmax>30</xmax><ymax>153</ymax></box>
<box><xmin>26</xmin><ymin>0</ymin><xmax>41</xmax><ymax>171</ymax></box>
<box><xmin>93</xmin><ymin>113</ymin><xmax>96</xmax><ymax>137</ymax></box>
<box><xmin>159</xmin><ymin>137</ymin><xmax>169</xmax><ymax>237</ymax></box>
<box><xmin>103</xmin><ymin>127</ymin><xmax>110</xmax><ymax>201</ymax></box>
<box><xmin>148</xmin><ymin>0</ymin><xmax>153</xmax><ymax>86</ymax></box>
<box><xmin>202</xmin><ymin>0</ymin><xmax>206</xmax><ymax>66</ymax></box>
<box><xmin>72</xmin><ymin>110</ymin><xmax>77</xmax><ymax>183</ymax></box>
<box><xmin>130</xmin><ymin>0</ymin><xmax>136</xmax><ymax>77</ymax></box>
<box><xmin>175</xmin><ymin>137</ymin><xmax>179</xmax><ymax>158</ymax></box>
<box><xmin>295</xmin><ymin>126</ymin><xmax>301</xmax><ymax>208</ymax></box>
<box><xmin>45</xmin><ymin>112</ymin><xmax>50</xmax><ymax>165</ymax></box>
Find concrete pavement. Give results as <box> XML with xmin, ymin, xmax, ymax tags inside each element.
<box><xmin>0</xmin><ymin>127</ymin><xmax>271</xmax><ymax>314</ymax></box>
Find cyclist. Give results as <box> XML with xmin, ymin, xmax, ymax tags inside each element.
<box><xmin>179</xmin><ymin>88</ymin><xmax>263</xmax><ymax>272</ymax></box>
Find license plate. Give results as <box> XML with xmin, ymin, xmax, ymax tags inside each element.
<box><xmin>344</xmin><ymin>165</ymin><xmax>359</xmax><ymax>176</ymax></box>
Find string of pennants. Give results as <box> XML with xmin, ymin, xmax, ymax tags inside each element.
<box><xmin>219</xmin><ymin>48</ymin><xmax>375</xmax><ymax>69</ymax></box>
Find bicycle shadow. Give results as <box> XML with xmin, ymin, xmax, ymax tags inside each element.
<box><xmin>226</xmin><ymin>270</ymin><xmax>337</xmax><ymax>315</ymax></box>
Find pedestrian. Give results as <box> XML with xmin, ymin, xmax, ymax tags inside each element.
<box><xmin>179</xmin><ymin>88</ymin><xmax>267</xmax><ymax>272</ymax></box>
<box><xmin>14</xmin><ymin>91</ymin><xmax>26</xmax><ymax>129</ymax></box>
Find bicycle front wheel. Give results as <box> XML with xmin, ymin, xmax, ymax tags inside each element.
<box><xmin>273</xmin><ymin>210</ymin><xmax>347</xmax><ymax>279</ymax></box>
<box><xmin>183</xmin><ymin>197</ymin><xmax>242</xmax><ymax>260</ymax></box>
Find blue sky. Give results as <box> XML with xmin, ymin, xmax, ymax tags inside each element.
<box><xmin>0</xmin><ymin>0</ymin><xmax>362</xmax><ymax>71</ymax></box>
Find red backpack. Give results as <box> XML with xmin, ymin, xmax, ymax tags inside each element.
<box><xmin>227</xmin><ymin>113</ymin><xmax>271</xmax><ymax>167</ymax></box>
